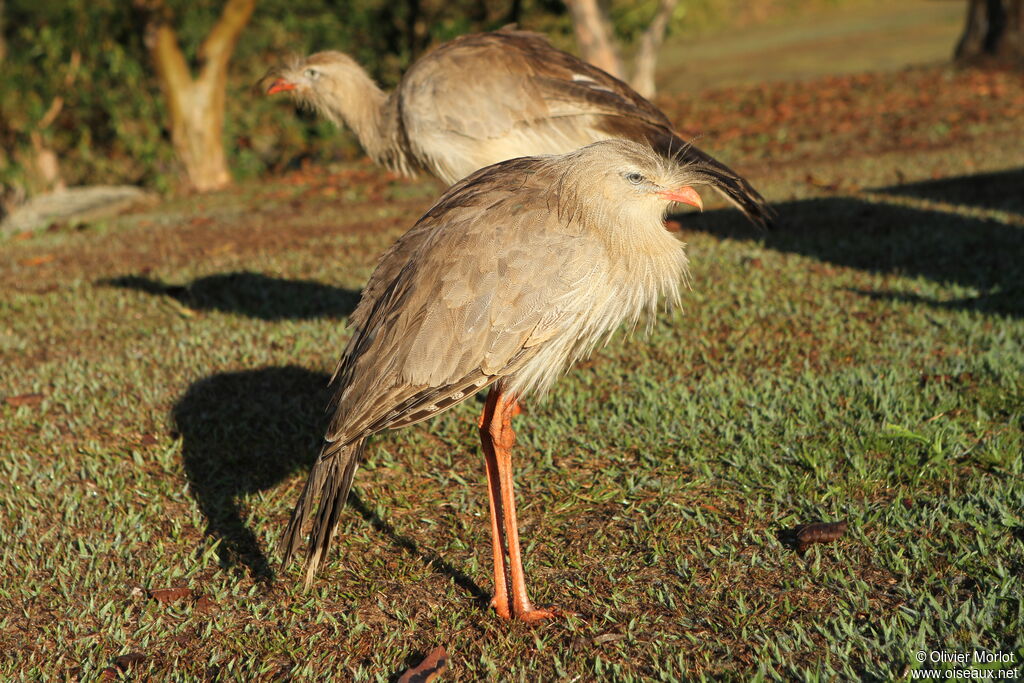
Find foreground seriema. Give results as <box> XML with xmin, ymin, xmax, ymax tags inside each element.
<box><xmin>281</xmin><ymin>140</ymin><xmax>726</xmax><ymax>621</ymax></box>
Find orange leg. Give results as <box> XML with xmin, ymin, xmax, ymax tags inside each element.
<box><xmin>478</xmin><ymin>391</ymin><xmax>510</xmax><ymax>619</ymax></box>
<box><xmin>478</xmin><ymin>386</ymin><xmax>555</xmax><ymax>622</ymax></box>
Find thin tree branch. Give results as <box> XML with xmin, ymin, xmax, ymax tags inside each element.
<box><xmin>135</xmin><ymin>0</ymin><xmax>193</xmax><ymax>111</ymax></box>
<box><xmin>566</xmin><ymin>0</ymin><xmax>624</xmax><ymax>78</ymax></box>
<box><xmin>631</xmin><ymin>0</ymin><xmax>677</xmax><ymax>98</ymax></box>
<box><xmin>198</xmin><ymin>0</ymin><xmax>256</xmax><ymax>83</ymax></box>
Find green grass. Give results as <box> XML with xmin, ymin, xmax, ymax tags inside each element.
<box><xmin>658</xmin><ymin>0</ymin><xmax>964</xmax><ymax>92</ymax></box>
<box><xmin>2</xmin><ymin>66</ymin><xmax>1023</xmax><ymax>680</ymax></box>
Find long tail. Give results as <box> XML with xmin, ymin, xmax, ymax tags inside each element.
<box><xmin>657</xmin><ymin>133</ymin><xmax>776</xmax><ymax>230</ymax></box>
<box><xmin>279</xmin><ymin>438</ymin><xmax>366</xmax><ymax>587</ymax></box>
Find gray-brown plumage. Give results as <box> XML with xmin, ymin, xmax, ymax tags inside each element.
<box><xmin>265</xmin><ymin>27</ymin><xmax>774</xmax><ymax>229</ymax></box>
<box><xmin>280</xmin><ymin>139</ymin><xmax>729</xmax><ymax>620</ymax></box>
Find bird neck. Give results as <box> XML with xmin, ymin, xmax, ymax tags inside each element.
<box><xmin>319</xmin><ymin>71</ymin><xmax>414</xmax><ymax>176</ymax></box>
<box><xmin>584</xmin><ymin>202</ymin><xmax>690</xmax><ymax>307</ymax></box>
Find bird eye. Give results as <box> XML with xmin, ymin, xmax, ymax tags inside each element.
<box><xmin>304</xmin><ymin>68</ymin><xmax>319</xmax><ymax>79</ymax></box>
<box><xmin>624</xmin><ymin>172</ymin><xmax>645</xmax><ymax>185</ymax></box>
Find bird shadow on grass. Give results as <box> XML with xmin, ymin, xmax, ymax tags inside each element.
<box><xmin>172</xmin><ymin>365</ymin><xmax>488</xmax><ymax>603</ymax></box>
<box><xmin>101</xmin><ymin>271</ymin><xmax>360</xmax><ymax>321</ymax></box>
<box><xmin>679</xmin><ymin>167</ymin><xmax>1024</xmax><ymax>318</ymax></box>
<box><xmin>172</xmin><ymin>366</ymin><xmax>330</xmax><ymax>581</ymax></box>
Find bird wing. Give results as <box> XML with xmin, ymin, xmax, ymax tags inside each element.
<box><xmin>399</xmin><ymin>29</ymin><xmax>774</xmax><ymax>228</ymax></box>
<box><xmin>327</xmin><ymin>158</ymin><xmax>599</xmax><ymax>446</ymax></box>
<box><xmin>400</xmin><ymin>28</ymin><xmax>671</xmax><ymax>141</ymax></box>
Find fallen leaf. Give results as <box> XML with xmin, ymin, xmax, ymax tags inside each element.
<box><xmin>99</xmin><ymin>667</ymin><xmax>119</xmax><ymax>680</ymax></box>
<box><xmin>5</xmin><ymin>393</ymin><xmax>44</xmax><ymax>407</ymax></box>
<box><xmin>139</xmin><ymin>434</ymin><xmax>158</xmax><ymax>447</ymax></box>
<box><xmin>19</xmin><ymin>255</ymin><xmax>55</xmax><ymax>266</ymax></box>
<box><xmin>115</xmin><ymin>652</ymin><xmax>146</xmax><ymax>673</ymax></box>
<box><xmin>397</xmin><ymin>645</ymin><xmax>447</xmax><ymax>683</ymax></box>
<box><xmin>796</xmin><ymin>520</ymin><xmax>848</xmax><ymax>553</ymax></box>
<box><xmin>593</xmin><ymin>633</ymin><xmax>626</xmax><ymax>645</ymax></box>
<box><xmin>804</xmin><ymin>174</ymin><xmax>841</xmax><ymax>192</ymax></box>
<box><xmin>920</xmin><ymin>373</ymin><xmax>953</xmax><ymax>386</ymax></box>
<box><xmin>193</xmin><ymin>595</ymin><xmax>217</xmax><ymax>613</ymax></box>
<box><xmin>208</xmin><ymin>242</ymin><xmax>236</xmax><ymax>255</ymax></box>
<box><xmin>148</xmin><ymin>587</ymin><xmax>193</xmax><ymax>604</ymax></box>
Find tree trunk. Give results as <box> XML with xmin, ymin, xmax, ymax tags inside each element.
<box><xmin>0</xmin><ymin>0</ymin><xmax>6</xmax><ymax>64</ymax></box>
<box><xmin>136</xmin><ymin>0</ymin><xmax>255</xmax><ymax>192</ymax></box>
<box><xmin>29</xmin><ymin>132</ymin><xmax>64</xmax><ymax>192</ymax></box>
<box><xmin>566</xmin><ymin>0</ymin><xmax>624</xmax><ymax>79</ymax></box>
<box><xmin>1001</xmin><ymin>0</ymin><xmax>1024</xmax><ymax>59</ymax></box>
<box><xmin>955</xmin><ymin>0</ymin><xmax>1024</xmax><ymax>63</ymax></box>
<box><xmin>630</xmin><ymin>0</ymin><xmax>678</xmax><ymax>98</ymax></box>
<box><xmin>505</xmin><ymin>0</ymin><xmax>523</xmax><ymax>26</ymax></box>
<box><xmin>25</xmin><ymin>52</ymin><xmax>79</xmax><ymax>193</ymax></box>
<box><xmin>29</xmin><ymin>97</ymin><xmax>67</xmax><ymax>192</ymax></box>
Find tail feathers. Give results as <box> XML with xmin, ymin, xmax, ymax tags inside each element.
<box><xmin>279</xmin><ymin>439</ymin><xmax>365</xmax><ymax>587</ymax></box>
<box><xmin>660</xmin><ymin>134</ymin><xmax>776</xmax><ymax>230</ymax></box>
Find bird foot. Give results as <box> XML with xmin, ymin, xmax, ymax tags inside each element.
<box><xmin>491</xmin><ymin>598</ymin><xmax>568</xmax><ymax>622</ymax></box>
<box><xmin>514</xmin><ymin>607</ymin><xmax>560</xmax><ymax>623</ymax></box>
<box><xmin>490</xmin><ymin>596</ymin><xmax>512</xmax><ymax>620</ymax></box>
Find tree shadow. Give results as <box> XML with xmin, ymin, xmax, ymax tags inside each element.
<box><xmin>680</xmin><ymin>168</ymin><xmax>1024</xmax><ymax>317</ymax></box>
<box><xmin>879</xmin><ymin>167</ymin><xmax>1024</xmax><ymax>215</ymax></box>
<box><xmin>171</xmin><ymin>365</ymin><xmax>488</xmax><ymax>602</ymax></box>
<box><xmin>102</xmin><ymin>271</ymin><xmax>360</xmax><ymax>321</ymax></box>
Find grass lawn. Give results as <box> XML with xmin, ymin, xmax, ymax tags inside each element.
<box><xmin>658</xmin><ymin>0</ymin><xmax>966</xmax><ymax>92</ymax></box>
<box><xmin>2</xmin><ymin>52</ymin><xmax>1023</xmax><ymax>683</ymax></box>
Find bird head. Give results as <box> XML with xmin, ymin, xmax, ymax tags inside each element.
<box><xmin>263</xmin><ymin>52</ymin><xmax>375</xmax><ymax>126</ymax></box>
<box><xmin>551</xmin><ymin>140</ymin><xmax>710</xmax><ymax>228</ymax></box>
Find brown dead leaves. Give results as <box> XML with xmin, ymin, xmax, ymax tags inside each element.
<box><xmin>398</xmin><ymin>646</ymin><xmax>448</xmax><ymax>683</ymax></box>
<box><xmin>5</xmin><ymin>393</ymin><xmax>45</xmax><ymax>407</ymax></box>
<box><xmin>658</xmin><ymin>66</ymin><xmax>1024</xmax><ymax>165</ymax></box>
<box><xmin>18</xmin><ymin>255</ymin><xmax>56</xmax><ymax>267</ymax></box>
<box><xmin>147</xmin><ymin>587</ymin><xmax>217</xmax><ymax>613</ymax></box>
<box><xmin>94</xmin><ymin>652</ymin><xmax>147</xmax><ymax>680</ymax></box>
<box><xmin>795</xmin><ymin>520</ymin><xmax>849</xmax><ymax>554</ymax></box>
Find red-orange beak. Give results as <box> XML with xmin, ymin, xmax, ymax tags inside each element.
<box><xmin>658</xmin><ymin>186</ymin><xmax>703</xmax><ymax>211</ymax></box>
<box><xmin>266</xmin><ymin>78</ymin><xmax>296</xmax><ymax>95</ymax></box>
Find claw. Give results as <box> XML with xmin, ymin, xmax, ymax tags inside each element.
<box><xmin>516</xmin><ymin>607</ymin><xmax>558</xmax><ymax>623</ymax></box>
<box><xmin>490</xmin><ymin>595</ymin><xmax>511</xmax><ymax>620</ymax></box>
